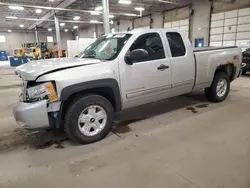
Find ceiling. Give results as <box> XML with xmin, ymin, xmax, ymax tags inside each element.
<box><xmin>0</xmin><ymin>0</ymin><xmax>191</xmax><ymax>32</ymax></box>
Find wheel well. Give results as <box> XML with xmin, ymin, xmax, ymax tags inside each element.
<box><xmin>61</xmin><ymin>86</ymin><xmax>118</xmax><ymax>114</ymax></box>
<box><xmin>215</xmin><ymin>64</ymin><xmax>235</xmax><ymax>81</ymax></box>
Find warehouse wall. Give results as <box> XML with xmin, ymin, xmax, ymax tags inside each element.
<box><xmin>0</xmin><ymin>31</ymin><xmax>73</xmax><ymax>55</ymax></box>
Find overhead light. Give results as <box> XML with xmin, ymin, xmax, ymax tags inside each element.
<box><xmin>124</xmin><ymin>13</ymin><xmax>137</xmax><ymax>16</ymax></box>
<box><xmin>19</xmin><ymin>24</ymin><xmax>24</xmax><ymax>28</ymax></box>
<box><xmin>90</xmin><ymin>20</ymin><xmax>99</xmax><ymax>23</ymax></box>
<box><xmin>73</xmin><ymin>16</ymin><xmax>80</xmax><ymax>20</ymax></box>
<box><xmin>9</xmin><ymin>6</ymin><xmax>24</xmax><ymax>10</ymax></box>
<box><xmin>64</xmin><ymin>29</ymin><xmax>69</xmax><ymax>32</ymax></box>
<box><xmin>110</xmin><ymin>20</ymin><xmax>114</xmax><ymax>24</ymax></box>
<box><xmin>109</xmin><ymin>15</ymin><xmax>114</xmax><ymax>18</ymax></box>
<box><xmin>49</xmin><ymin>0</ymin><xmax>54</xmax><ymax>1</ymax></box>
<box><xmin>118</xmin><ymin>0</ymin><xmax>131</xmax><ymax>4</ymax></box>
<box><xmin>35</xmin><ymin>9</ymin><xmax>42</xmax><ymax>13</ymax></box>
<box><xmin>8</xmin><ymin>30</ymin><xmax>12</xmax><ymax>32</ymax></box>
<box><xmin>94</xmin><ymin>6</ymin><xmax>103</xmax><ymax>11</ymax></box>
<box><xmin>6</xmin><ymin>16</ymin><xmax>17</xmax><ymax>19</ymax></box>
<box><xmin>60</xmin><ymin>23</ymin><xmax>65</xmax><ymax>26</ymax></box>
<box><xmin>48</xmin><ymin>28</ymin><xmax>52</xmax><ymax>31</ymax></box>
<box><xmin>134</xmin><ymin>7</ymin><xmax>144</xmax><ymax>11</ymax></box>
<box><xmin>90</xmin><ymin>11</ymin><xmax>100</xmax><ymax>15</ymax></box>
<box><xmin>73</xmin><ymin>25</ymin><xmax>78</xmax><ymax>29</ymax></box>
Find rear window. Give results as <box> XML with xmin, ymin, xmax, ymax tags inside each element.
<box><xmin>166</xmin><ymin>32</ymin><xmax>186</xmax><ymax>57</ymax></box>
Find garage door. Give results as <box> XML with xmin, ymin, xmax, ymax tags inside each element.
<box><xmin>164</xmin><ymin>19</ymin><xmax>189</xmax><ymax>36</ymax></box>
<box><xmin>133</xmin><ymin>16</ymin><xmax>150</xmax><ymax>29</ymax></box>
<box><xmin>163</xmin><ymin>6</ymin><xmax>190</xmax><ymax>37</ymax></box>
<box><xmin>210</xmin><ymin>8</ymin><xmax>250</xmax><ymax>51</ymax></box>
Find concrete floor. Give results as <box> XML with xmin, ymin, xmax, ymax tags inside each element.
<box><xmin>1</xmin><ymin>67</ymin><xmax>250</xmax><ymax>188</ymax></box>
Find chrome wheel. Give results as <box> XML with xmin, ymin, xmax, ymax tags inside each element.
<box><xmin>216</xmin><ymin>78</ymin><xmax>227</xmax><ymax>97</ymax></box>
<box><xmin>78</xmin><ymin>105</ymin><xmax>107</xmax><ymax>136</ymax></box>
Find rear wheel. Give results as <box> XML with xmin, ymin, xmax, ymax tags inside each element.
<box><xmin>205</xmin><ymin>72</ymin><xmax>230</xmax><ymax>102</ymax></box>
<box><xmin>64</xmin><ymin>95</ymin><xmax>115</xmax><ymax>144</ymax></box>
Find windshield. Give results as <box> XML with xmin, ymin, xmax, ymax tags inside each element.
<box><xmin>79</xmin><ymin>33</ymin><xmax>132</xmax><ymax>60</ymax></box>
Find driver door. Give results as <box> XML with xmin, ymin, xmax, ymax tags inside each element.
<box><xmin>118</xmin><ymin>31</ymin><xmax>172</xmax><ymax>109</ymax></box>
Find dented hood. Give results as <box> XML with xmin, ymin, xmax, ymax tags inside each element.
<box><xmin>15</xmin><ymin>58</ymin><xmax>101</xmax><ymax>80</ymax></box>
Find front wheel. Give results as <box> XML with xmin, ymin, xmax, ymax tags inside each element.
<box><xmin>205</xmin><ymin>72</ymin><xmax>230</xmax><ymax>102</ymax></box>
<box><xmin>64</xmin><ymin>95</ymin><xmax>115</xmax><ymax>144</ymax></box>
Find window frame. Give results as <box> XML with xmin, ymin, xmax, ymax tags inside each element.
<box><xmin>0</xmin><ymin>35</ymin><xmax>6</xmax><ymax>43</ymax></box>
<box><xmin>127</xmin><ymin>32</ymin><xmax>166</xmax><ymax>63</ymax></box>
<box><xmin>47</xmin><ymin>36</ymin><xmax>53</xmax><ymax>43</ymax></box>
<box><xmin>166</xmin><ymin>32</ymin><xmax>186</xmax><ymax>58</ymax></box>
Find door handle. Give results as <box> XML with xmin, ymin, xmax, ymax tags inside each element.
<box><xmin>157</xmin><ymin>64</ymin><xmax>169</xmax><ymax>71</ymax></box>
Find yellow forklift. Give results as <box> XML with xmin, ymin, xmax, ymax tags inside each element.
<box><xmin>14</xmin><ymin>48</ymin><xmax>26</xmax><ymax>57</ymax></box>
<box><xmin>26</xmin><ymin>47</ymin><xmax>41</xmax><ymax>60</ymax></box>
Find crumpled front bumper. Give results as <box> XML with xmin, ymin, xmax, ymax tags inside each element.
<box><xmin>13</xmin><ymin>100</ymin><xmax>50</xmax><ymax>129</ymax></box>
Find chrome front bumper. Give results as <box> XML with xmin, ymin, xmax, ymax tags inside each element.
<box><xmin>13</xmin><ymin>100</ymin><xmax>50</xmax><ymax>129</ymax></box>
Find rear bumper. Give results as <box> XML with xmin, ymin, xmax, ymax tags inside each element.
<box><xmin>13</xmin><ymin>100</ymin><xmax>50</xmax><ymax>129</ymax></box>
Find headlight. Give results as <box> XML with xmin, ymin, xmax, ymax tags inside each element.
<box><xmin>27</xmin><ymin>82</ymin><xmax>58</xmax><ymax>102</ymax></box>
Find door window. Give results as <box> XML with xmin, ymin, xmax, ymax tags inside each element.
<box><xmin>166</xmin><ymin>32</ymin><xmax>186</xmax><ymax>57</ymax></box>
<box><xmin>129</xmin><ymin>32</ymin><xmax>165</xmax><ymax>62</ymax></box>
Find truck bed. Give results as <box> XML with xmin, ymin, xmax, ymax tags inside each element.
<box><xmin>194</xmin><ymin>46</ymin><xmax>238</xmax><ymax>52</ymax></box>
<box><xmin>193</xmin><ymin>46</ymin><xmax>242</xmax><ymax>91</ymax></box>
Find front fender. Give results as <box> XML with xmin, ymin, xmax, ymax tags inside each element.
<box><xmin>60</xmin><ymin>78</ymin><xmax>122</xmax><ymax>112</ymax></box>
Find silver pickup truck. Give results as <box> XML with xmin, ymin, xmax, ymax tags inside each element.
<box><xmin>14</xmin><ymin>29</ymin><xmax>242</xmax><ymax>144</ymax></box>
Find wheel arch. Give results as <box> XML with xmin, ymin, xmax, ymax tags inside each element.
<box><xmin>60</xmin><ymin>78</ymin><xmax>122</xmax><ymax>112</ymax></box>
<box><xmin>214</xmin><ymin>63</ymin><xmax>235</xmax><ymax>82</ymax></box>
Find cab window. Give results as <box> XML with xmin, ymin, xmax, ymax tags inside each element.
<box><xmin>129</xmin><ymin>32</ymin><xmax>165</xmax><ymax>62</ymax></box>
<box><xmin>166</xmin><ymin>32</ymin><xmax>186</xmax><ymax>57</ymax></box>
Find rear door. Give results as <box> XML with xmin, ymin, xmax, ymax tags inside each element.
<box><xmin>118</xmin><ymin>31</ymin><xmax>172</xmax><ymax>108</ymax></box>
<box><xmin>164</xmin><ymin>31</ymin><xmax>195</xmax><ymax>94</ymax></box>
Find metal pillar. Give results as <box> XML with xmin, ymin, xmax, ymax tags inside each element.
<box><xmin>35</xmin><ymin>27</ymin><xmax>40</xmax><ymax>45</ymax></box>
<box><xmin>102</xmin><ymin>0</ymin><xmax>110</xmax><ymax>34</ymax></box>
<box><xmin>54</xmin><ymin>15</ymin><xmax>62</xmax><ymax>57</ymax></box>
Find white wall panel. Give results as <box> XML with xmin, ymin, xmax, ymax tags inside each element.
<box><xmin>224</xmin><ymin>18</ymin><xmax>237</xmax><ymax>26</ymax></box>
<box><xmin>239</xmin><ymin>8</ymin><xmax>250</xmax><ymax>16</ymax></box>
<box><xmin>238</xmin><ymin>16</ymin><xmax>250</xmax><ymax>24</ymax></box>
<box><xmin>224</xmin><ymin>33</ymin><xmax>236</xmax><ymax>40</ymax></box>
<box><xmin>236</xmin><ymin>40</ymin><xmax>250</xmax><ymax>47</ymax></box>
<box><xmin>164</xmin><ymin>22</ymin><xmax>172</xmax><ymax>28</ymax></box>
<box><xmin>225</xmin><ymin>10</ymin><xmax>238</xmax><ymax>18</ymax></box>
<box><xmin>210</xmin><ymin>27</ymin><xmax>223</xmax><ymax>34</ymax></box>
<box><xmin>237</xmin><ymin>24</ymin><xmax>250</xmax><ymax>32</ymax></box>
<box><xmin>210</xmin><ymin>41</ymin><xmax>222</xmax><ymax>47</ymax></box>
<box><xmin>237</xmin><ymin>32</ymin><xmax>250</xmax><ymax>40</ymax></box>
<box><xmin>212</xmin><ymin>13</ymin><xmax>224</xmax><ymax>21</ymax></box>
<box><xmin>223</xmin><ymin>40</ymin><xmax>236</xmax><ymax>46</ymax></box>
<box><xmin>180</xmin><ymin>26</ymin><xmax>189</xmax><ymax>32</ymax></box>
<box><xmin>224</xmin><ymin>25</ymin><xmax>237</xmax><ymax>33</ymax></box>
<box><xmin>133</xmin><ymin>16</ymin><xmax>150</xmax><ymax>28</ymax></box>
<box><xmin>180</xmin><ymin>19</ymin><xmax>189</xmax><ymax>26</ymax></box>
<box><xmin>172</xmin><ymin>21</ymin><xmax>180</xmax><ymax>27</ymax></box>
<box><xmin>210</xmin><ymin>34</ymin><xmax>223</xmax><ymax>41</ymax></box>
<box><xmin>211</xmin><ymin>20</ymin><xmax>224</xmax><ymax>28</ymax></box>
<box><xmin>172</xmin><ymin>27</ymin><xmax>180</xmax><ymax>30</ymax></box>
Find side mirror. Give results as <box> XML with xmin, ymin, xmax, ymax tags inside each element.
<box><xmin>125</xmin><ymin>49</ymin><xmax>148</xmax><ymax>65</ymax></box>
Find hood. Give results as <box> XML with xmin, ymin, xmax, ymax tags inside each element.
<box><xmin>15</xmin><ymin>58</ymin><xmax>101</xmax><ymax>80</ymax></box>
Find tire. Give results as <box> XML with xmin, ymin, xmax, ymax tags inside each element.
<box><xmin>64</xmin><ymin>95</ymin><xmax>115</xmax><ymax>144</ymax></box>
<box><xmin>242</xmin><ymin>71</ymin><xmax>247</xmax><ymax>75</ymax></box>
<box><xmin>205</xmin><ymin>72</ymin><xmax>230</xmax><ymax>102</ymax></box>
